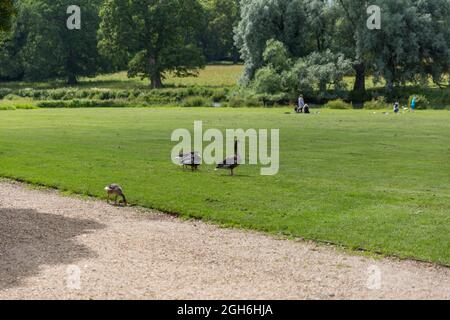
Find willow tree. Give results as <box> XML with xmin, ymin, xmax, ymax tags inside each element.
<box><xmin>235</xmin><ymin>0</ymin><xmax>310</xmax><ymax>84</ymax></box>
<box><xmin>98</xmin><ymin>0</ymin><xmax>206</xmax><ymax>89</ymax></box>
<box><xmin>368</xmin><ymin>0</ymin><xmax>450</xmax><ymax>88</ymax></box>
<box><xmin>335</xmin><ymin>0</ymin><xmax>371</xmax><ymax>93</ymax></box>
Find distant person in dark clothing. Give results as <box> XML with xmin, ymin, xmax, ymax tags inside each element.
<box><xmin>394</xmin><ymin>102</ymin><xmax>400</xmax><ymax>114</ymax></box>
<box><xmin>303</xmin><ymin>104</ymin><xmax>310</xmax><ymax>114</ymax></box>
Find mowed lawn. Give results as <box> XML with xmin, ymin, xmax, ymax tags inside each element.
<box><xmin>3</xmin><ymin>64</ymin><xmax>245</xmax><ymax>90</ymax></box>
<box><xmin>0</xmin><ymin>108</ymin><xmax>449</xmax><ymax>265</ymax></box>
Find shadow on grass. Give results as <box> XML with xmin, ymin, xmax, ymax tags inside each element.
<box><xmin>0</xmin><ymin>208</ymin><xmax>105</xmax><ymax>291</ymax></box>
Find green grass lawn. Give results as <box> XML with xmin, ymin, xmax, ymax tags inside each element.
<box><xmin>2</xmin><ymin>64</ymin><xmax>244</xmax><ymax>90</ymax></box>
<box><xmin>0</xmin><ymin>108</ymin><xmax>449</xmax><ymax>265</ymax></box>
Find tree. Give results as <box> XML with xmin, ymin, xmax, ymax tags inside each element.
<box><xmin>201</xmin><ymin>0</ymin><xmax>240</xmax><ymax>62</ymax></box>
<box><xmin>0</xmin><ymin>0</ymin><xmax>14</xmax><ymax>32</ymax></box>
<box><xmin>99</xmin><ymin>0</ymin><xmax>206</xmax><ymax>89</ymax></box>
<box><xmin>235</xmin><ymin>0</ymin><xmax>310</xmax><ymax>84</ymax></box>
<box><xmin>335</xmin><ymin>0</ymin><xmax>370</xmax><ymax>93</ymax></box>
<box><xmin>350</xmin><ymin>0</ymin><xmax>450</xmax><ymax>90</ymax></box>
<box><xmin>304</xmin><ymin>0</ymin><xmax>338</xmax><ymax>52</ymax></box>
<box><xmin>5</xmin><ymin>0</ymin><xmax>102</xmax><ymax>84</ymax></box>
<box><xmin>335</xmin><ymin>0</ymin><xmax>450</xmax><ymax>91</ymax></box>
<box><xmin>361</xmin><ymin>0</ymin><xmax>450</xmax><ymax>89</ymax></box>
<box><xmin>415</xmin><ymin>0</ymin><xmax>450</xmax><ymax>87</ymax></box>
<box><xmin>0</xmin><ymin>0</ymin><xmax>26</xmax><ymax>81</ymax></box>
<box><xmin>253</xmin><ymin>39</ymin><xmax>352</xmax><ymax>97</ymax></box>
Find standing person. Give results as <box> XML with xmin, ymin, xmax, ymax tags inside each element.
<box><xmin>394</xmin><ymin>102</ymin><xmax>400</xmax><ymax>114</ymax></box>
<box><xmin>296</xmin><ymin>95</ymin><xmax>305</xmax><ymax>113</ymax></box>
<box><xmin>410</xmin><ymin>96</ymin><xmax>416</xmax><ymax>112</ymax></box>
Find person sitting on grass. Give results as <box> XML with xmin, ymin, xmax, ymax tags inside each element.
<box><xmin>394</xmin><ymin>102</ymin><xmax>400</xmax><ymax>114</ymax></box>
<box><xmin>303</xmin><ymin>104</ymin><xmax>310</xmax><ymax>114</ymax></box>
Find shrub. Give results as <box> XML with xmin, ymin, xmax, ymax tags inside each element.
<box><xmin>0</xmin><ymin>88</ymin><xmax>13</xmax><ymax>99</ymax></box>
<box><xmin>227</xmin><ymin>95</ymin><xmax>244</xmax><ymax>108</ymax></box>
<box><xmin>0</xmin><ymin>100</ymin><xmax>37</xmax><ymax>110</ymax></box>
<box><xmin>116</xmin><ymin>90</ymin><xmax>131</xmax><ymax>99</ymax></box>
<box><xmin>0</xmin><ymin>104</ymin><xmax>15</xmax><ymax>110</ymax></box>
<box><xmin>409</xmin><ymin>95</ymin><xmax>431</xmax><ymax>110</ymax></box>
<box><xmin>244</xmin><ymin>96</ymin><xmax>261</xmax><ymax>107</ymax></box>
<box><xmin>62</xmin><ymin>90</ymin><xmax>78</xmax><ymax>100</ymax></box>
<box><xmin>4</xmin><ymin>94</ymin><xmax>22</xmax><ymax>100</ymax></box>
<box><xmin>181</xmin><ymin>96</ymin><xmax>212</xmax><ymax>107</ymax></box>
<box><xmin>130</xmin><ymin>89</ymin><xmax>143</xmax><ymax>98</ymax></box>
<box><xmin>348</xmin><ymin>90</ymin><xmax>372</xmax><ymax>103</ymax></box>
<box><xmin>253</xmin><ymin>67</ymin><xmax>283</xmax><ymax>94</ymax></box>
<box><xmin>256</xmin><ymin>93</ymin><xmax>288</xmax><ymax>106</ymax></box>
<box><xmin>49</xmin><ymin>89</ymin><xmax>67</xmax><ymax>100</ymax></box>
<box><xmin>15</xmin><ymin>103</ymin><xmax>37</xmax><ymax>109</ymax></box>
<box><xmin>324</xmin><ymin>99</ymin><xmax>352</xmax><ymax>109</ymax></box>
<box><xmin>262</xmin><ymin>39</ymin><xmax>292</xmax><ymax>72</ymax></box>
<box><xmin>211</xmin><ymin>89</ymin><xmax>228</xmax><ymax>102</ymax></box>
<box><xmin>364</xmin><ymin>96</ymin><xmax>390</xmax><ymax>110</ymax></box>
<box><xmin>37</xmin><ymin>99</ymin><xmax>141</xmax><ymax>109</ymax></box>
<box><xmin>75</xmin><ymin>90</ymin><xmax>91</xmax><ymax>99</ymax></box>
<box><xmin>97</xmin><ymin>90</ymin><xmax>116</xmax><ymax>100</ymax></box>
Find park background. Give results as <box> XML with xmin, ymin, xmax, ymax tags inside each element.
<box><xmin>0</xmin><ymin>0</ymin><xmax>449</xmax><ymax>266</ymax></box>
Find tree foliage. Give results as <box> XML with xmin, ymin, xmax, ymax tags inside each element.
<box><xmin>366</xmin><ymin>0</ymin><xmax>450</xmax><ymax>88</ymax></box>
<box><xmin>200</xmin><ymin>0</ymin><xmax>240</xmax><ymax>62</ymax></box>
<box><xmin>235</xmin><ymin>0</ymin><xmax>310</xmax><ymax>84</ymax></box>
<box><xmin>99</xmin><ymin>0</ymin><xmax>206</xmax><ymax>88</ymax></box>
<box><xmin>0</xmin><ymin>0</ymin><xmax>15</xmax><ymax>32</ymax></box>
<box><xmin>254</xmin><ymin>39</ymin><xmax>352</xmax><ymax>97</ymax></box>
<box><xmin>237</xmin><ymin>0</ymin><xmax>450</xmax><ymax>95</ymax></box>
<box><xmin>1</xmin><ymin>0</ymin><xmax>101</xmax><ymax>83</ymax></box>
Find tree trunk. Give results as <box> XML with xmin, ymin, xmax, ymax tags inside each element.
<box><xmin>67</xmin><ymin>74</ymin><xmax>77</xmax><ymax>85</ymax></box>
<box><xmin>231</xmin><ymin>47</ymin><xmax>240</xmax><ymax>64</ymax></box>
<box><xmin>150</xmin><ymin>72</ymin><xmax>162</xmax><ymax>89</ymax></box>
<box><xmin>353</xmin><ymin>63</ymin><xmax>366</xmax><ymax>92</ymax></box>
<box><xmin>149</xmin><ymin>54</ymin><xmax>162</xmax><ymax>89</ymax></box>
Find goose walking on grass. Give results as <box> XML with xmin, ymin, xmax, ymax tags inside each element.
<box><xmin>216</xmin><ymin>139</ymin><xmax>240</xmax><ymax>176</ymax></box>
<box><xmin>176</xmin><ymin>152</ymin><xmax>202</xmax><ymax>171</ymax></box>
<box><xmin>105</xmin><ymin>184</ymin><xmax>127</xmax><ymax>206</ymax></box>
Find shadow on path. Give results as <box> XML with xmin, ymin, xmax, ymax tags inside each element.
<box><xmin>0</xmin><ymin>208</ymin><xmax>105</xmax><ymax>290</ymax></box>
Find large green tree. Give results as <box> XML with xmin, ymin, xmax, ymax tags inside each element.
<box><xmin>235</xmin><ymin>0</ymin><xmax>311</xmax><ymax>84</ymax></box>
<box><xmin>1</xmin><ymin>0</ymin><xmax>102</xmax><ymax>84</ymax></box>
<box><xmin>235</xmin><ymin>0</ymin><xmax>339</xmax><ymax>84</ymax></box>
<box><xmin>201</xmin><ymin>0</ymin><xmax>240</xmax><ymax>62</ymax></box>
<box><xmin>99</xmin><ymin>0</ymin><xmax>206</xmax><ymax>89</ymax></box>
<box><xmin>305</xmin><ymin>0</ymin><xmax>338</xmax><ymax>52</ymax></box>
<box><xmin>370</xmin><ymin>0</ymin><xmax>450</xmax><ymax>88</ymax></box>
<box><xmin>0</xmin><ymin>0</ymin><xmax>27</xmax><ymax>81</ymax></box>
<box><xmin>334</xmin><ymin>0</ymin><xmax>371</xmax><ymax>93</ymax></box>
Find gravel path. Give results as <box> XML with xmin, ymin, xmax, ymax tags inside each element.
<box><xmin>0</xmin><ymin>181</ymin><xmax>448</xmax><ymax>300</ymax></box>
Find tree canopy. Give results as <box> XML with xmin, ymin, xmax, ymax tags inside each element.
<box><xmin>99</xmin><ymin>0</ymin><xmax>206</xmax><ymax>88</ymax></box>
<box><xmin>236</xmin><ymin>0</ymin><xmax>450</xmax><ymax>94</ymax></box>
<box><xmin>0</xmin><ymin>0</ymin><xmax>15</xmax><ymax>32</ymax></box>
<box><xmin>0</xmin><ymin>0</ymin><xmax>102</xmax><ymax>84</ymax></box>
<box><xmin>0</xmin><ymin>0</ymin><xmax>448</xmax><ymax>93</ymax></box>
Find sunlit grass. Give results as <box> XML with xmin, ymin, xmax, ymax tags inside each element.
<box><xmin>0</xmin><ymin>107</ymin><xmax>449</xmax><ymax>265</ymax></box>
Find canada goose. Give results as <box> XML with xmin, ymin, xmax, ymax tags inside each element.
<box><xmin>105</xmin><ymin>184</ymin><xmax>127</xmax><ymax>205</ymax></box>
<box><xmin>216</xmin><ymin>139</ymin><xmax>240</xmax><ymax>176</ymax></box>
<box><xmin>176</xmin><ymin>152</ymin><xmax>202</xmax><ymax>171</ymax></box>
